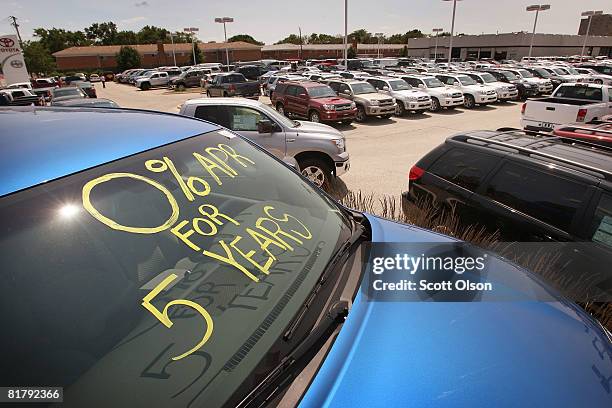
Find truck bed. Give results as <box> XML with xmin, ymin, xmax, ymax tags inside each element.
<box><xmin>529</xmin><ymin>97</ymin><xmax>598</xmax><ymax>106</ymax></box>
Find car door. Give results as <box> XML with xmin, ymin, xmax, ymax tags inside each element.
<box><xmin>337</xmin><ymin>83</ymin><xmax>352</xmax><ymax>100</ymax></box>
<box><xmin>226</xmin><ymin>105</ymin><xmax>286</xmax><ymax>159</ymax></box>
<box><xmin>292</xmin><ymin>86</ymin><xmax>309</xmax><ymax>118</ymax></box>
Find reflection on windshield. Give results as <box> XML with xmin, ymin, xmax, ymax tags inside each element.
<box><xmin>351</xmin><ymin>82</ymin><xmax>377</xmax><ymax>94</ymax></box>
<box><xmin>458</xmin><ymin>76</ymin><xmax>477</xmax><ymax>86</ymax></box>
<box><xmin>308</xmin><ymin>86</ymin><xmax>337</xmax><ymax>98</ymax></box>
<box><xmin>519</xmin><ymin>70</ymin><xmax>534</xmax><ymax>78</ymax></box>
<box><xmin>389</xmin><ymin>80</ymin><xmax>411</xmax><ymax>91</ymax></box>
<box><xmin>480</xmin><ymin>73</ymin><xmax>496</xmax><ymax>83</ymax></box>
<box><xmin>423</xmin><ymin>78</ymin><xmax>444</xmax><ymax>88</ymax></box>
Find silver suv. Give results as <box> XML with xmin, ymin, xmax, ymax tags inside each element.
<box><xmin>178</xmin><ymin>97</ymin><xmax>349</xmax><ymax>189</ymax></box>
<box><xmin>365</xmin><ymin>76</ymin><xmax>432</xmax><ymax>115</ymax></box>
<box><xmin>326</xmin><ymin>79</ymin><xmax>396</xmax><ymax>122</ymax></box>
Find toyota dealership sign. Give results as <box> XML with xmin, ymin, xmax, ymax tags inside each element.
<box><xmin>0</xmin><ymin>34</ymin><xmax>29</xmax><ymax>86</ymax></box>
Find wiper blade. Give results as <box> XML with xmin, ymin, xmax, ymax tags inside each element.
<box><xmin>236</xmin><ymin>300</ymin><xmax>349</xmax><ymax>408</ymax></box>
<box><xmin>282</xmin><ymin>221</ymin><xmax>364</xmax><ymax>341</ymax></box>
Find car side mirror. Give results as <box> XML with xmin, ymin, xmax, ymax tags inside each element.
<box><xmin>382</xmin><ymin>86</ymin><xmax>389</xmax><ymax>91</ymax></box>
<box><xmin>418</xmin><ymin>84</ymin><xmax>425</xmax><ymax>89</ymax></box>
<box><xmin>298</xmin><ymin>92</ymin><xmax>308</xmax><ymax>99</ymax></box>
<box><xmin>453</xmin><ymin>81</ymin><xmax>460</xmax><ymax>86</ymax></box>
<box><xmin>257</xmin><ymin>119</ymin><xmax>274</xmax><ymax>133</ymax></box>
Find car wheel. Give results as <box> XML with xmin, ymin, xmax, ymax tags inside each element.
<box><xmin>140</xmin><ymin>82</ymin><xmax>151</xmax><ymax>91</ymax></box>
<box><xmin>299</xmin><ymin>158</ymin><xmax>331</xmax><ymax>190</ymax></box>
<box><xmin>396</xmin><ymin>101</ymin><xmax>406</xmax><ymax>116</ymax></box>
<box><xmin>356</xmin><ymin>105</ymin><xmax>367</xmax><ymax>122</ymax></box>
<box><xmin>430</xmin><ymin>97</ymin><xmax>441</xmax><ymax>112</ymax></box>
<box><xmin>276</xmin><ymin>103</ymin><xmax>285</xmax><ymax>116</ymax></box>
<box><xmin>177</xmin><ymin>84</ymin><xmax>186</xmax><ymax>91</ymax></box>
<box><xmin>464</xmin><ymin>94</ymin><xmax>475</xmax><ymax>109</ymax></box>
<box><xmin>309</xmin><ymin>110</ymin><xmax>321</xmax><ymax>123</ymax></box>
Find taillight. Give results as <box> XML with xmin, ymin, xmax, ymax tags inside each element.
<box><xmin>408</xmin><ymin>165</ymin><xmax>425</xmax><ymax>181</ymax></box>
<box><xmin>576</xmin><ymin>108</ymin><xmax>587</xmax><ymax>122</ymax></box>
<box><xmin>229</xmin><ymin>84</ymin><xmax>236</xmax><ymax>92</ymax></box>
<box><xmin>520</xmin><ymin>103</ymin><xmax>526</xmax><ymax>115</ymax></box>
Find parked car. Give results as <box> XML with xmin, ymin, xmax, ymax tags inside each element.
<box><xmin>2</xmin><ymin>107</ymin><xmax>611</xmax><ymax>408</ymax></box>
<box><xmin>522</xmin><ymin>66</ymin><xmax>567</xmax><ymax>89</ymax></box>
<box><xmin>50</xmin><ymin>87</ymin><xmax>88</xmax><ymax>104</ymax></box>
<box><xmin>400</xmin><ymin>74</ymin><xmax>465</xmax><ymax>111</ymax></box>
<box><xmin>169</xmin><ymin>69</ymin><xmax>210</xmax><ymax>90</ymax></box>
<box><xmin>74</xmin><ymin>81</ymin><xmax>97</xmax><ymax>98</ymax></box>
<box><xmin>365</xmin><ymin>76</ymin><xmax>431</xmax><ymax>115</ymax></box>
<box><xmin>574</xmin><ymin>67</ymin><xmax>612</xmax><ymax>85</ymax></box>
<box><xmin>272</xmin><ymin>80</ymin><xmax>357</xmax><ymax>124</ymax></box>
<box><xmin>435</xmin><ymin>73</ymin><xmax>498</xmax><ymax>108</ymax></box>
<box><xmin>50</xmin><ymin>98</ymin><xmax>119</xmax><ymax>108</ymax></box>
<box><xmin>204</xmin><ymin>73</ymin><xmax>260</xmax><ymax>99</ymax></box>
<box><xmin>521</xmin><ymin>83</ymin><xmax>612</xmax><ymax>131</ymax></box>
<box><xmin>236</xmin><ymin>65</ymin><xmax>269</xmax><ymax>80</ymax></box>
<box><xmin>264</xmin><ymin>74</ymin><xmax>306</xmax><ymax>98</ymax></box>
<box><xmin>479</xmin><ymin>69</ymin><xmax>539</xmax><ymax>100</ymax></box>
<box><xmin>553</xmin><ymin>121</ymin><xmax>612</xmax><ymax>148</ymax></box>
<box><xmin>497</xmin><ymin>68</ymin><xmax>553</xmax><ymax>95</ymax></box>
<box><xmin>0</xmin><ymin>88</ymin><xmax>44</xmax><ymax>106</ymax></box>
<box><xmin>457</xmin><ymin>71</ymin><xmax>519</xmax><ymax>102</ymax></box>
<box><xmin>179</xmin><ymin>97</ymin><xmax>349</xmax><ymax>188</ymax></box>
<box><xmin>89</xmin><ymin>74</ymin><xmax>101</xmax><ymax>82</ymax></box>
<box><xmin>324</xmin><ymin>79</ymin><xmax>396</xmax><ymax>122</ymax></box>
<box><xmin>136</xmin><ymin>71</ymin><xmax>169</xmax><ymax>90</ymax></box>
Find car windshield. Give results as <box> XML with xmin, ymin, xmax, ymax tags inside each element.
<box><xmin>592</xmin><ymin>65</ymin><xmax>612</xmax><ymax>75</ymax></box>
<box><xmin>532</xmin><ymin>68</ymin><xmax>551</xmax><ymax>78</ymax></box>
<box><xmin>53</xmin><ymin>88</ymin><xmax>83</xmax><ymax>98</ymax></box>
<box><xmin>518</xmin><ymin>69</ymin><xmax>534</xmax><ymax>78</ymax></box>
<box><xmin>389</xmin><ymin>80</ymin><xmax>411</xmax><ymax>91</ymax></box>
<box><xmin>258</xmin><ymin>102</ymin><xmax>301</xmax><ymax>128</ymax></box>
<box><xmin>0</xmin><ymin>130</ymin><xmax>352</xmax><ymax>406</ymax></box>
<box><xmin>500</xmin><ymin>71</ymin><xmax>519</xmax><ymax>80</ymax></box>
<box><xmin>308</xmin><ymin>85</ymin><xmax>337</xmax><ymax>98</ymax></box>
<box><xmin>458</xmin><ymin>75</ymin><xmax>477</xmax><ymax>85</ymax></box>
<box><xmin>351</xmin><ymin>82</ymin><xmax>377</xmax><ymax>94</ymax></box>
<box><xmin>565</xmin><ymin>67</ymin><xmax>580</xmax><ymax>75</ymax></box>
<box><xmin>553</xmin><ymin>68</ymin><xmax>569</xmax><ymax>75</ymax></box>
<box><xmin>422</xmin><ymin>77</ymin><xmax>444</xmax><ymax>87</ymax></box>
<box><xmin>479</xmin><ymin>73</ymin><xmax>497</xmax><ymax>83</ymax></box>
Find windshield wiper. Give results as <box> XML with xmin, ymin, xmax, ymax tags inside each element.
<box><xmin>282</xmin><ymin>218</ymin><xmax>365</xmax><ymax>341</ymax></box>
<box><xmin>236</xmin><ymin>300</ymin><xmax>350</xmax><ymax>408</ymax></box>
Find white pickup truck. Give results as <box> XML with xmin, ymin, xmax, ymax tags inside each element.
<box><xmin>521</xmin><ymin>83</ymin><xmax>612</xmax><ymax>132</ymax></box>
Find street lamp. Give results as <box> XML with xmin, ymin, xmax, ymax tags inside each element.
<box><xmin>442</xmin><ymin>0</ymin><xmax>463</xmax><ymax>64</ymax></box>
<box><xmin>183</xmin><ymin>27</ymin><xmax>199</xmax><ymax>64</ymax></box>
<box><xmin>167</xmin><ymin>33</ymin><xmax>177</xmax><ymax>66</ymax></box>
<box><xmin>432</xmin><ymin>28</ymin><xmax>444</xmax><ymax>60</ymax></box>
<box><xmin>215</xmin><ymin>17</ymin><xmax>234</xmax><ymax>66</ymax></box>
<box><xmin>526</xmin><ymin>5</ymin><xmax>550</xmax><ymax>59</ymax></box>
<box><xmin>343</xmin><ymin>0</ymin><xmax>348</xmax><ymax>69</ymax></box>
<box><xmin>580</xmin><ymin>10</ymin><xmax>603</xmax><ymax>61</ymax></box>
<box><xmin>375</xmin><ymin>32</ymin><xmax>384</xmax><ymax>58</ymax></box>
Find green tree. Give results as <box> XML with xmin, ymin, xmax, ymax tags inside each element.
<box><xmin>308</xmin><ymin>33</ymin><xmax>342</xmax><ymax>44</ymax></box>
<box><xmin>399</xmin><ymin>45</ymin><xmax>408</xmax><ymax>57</ymax></box>
<box><xmin>347</xmin><ymin>46</ymin><xmax>357</xmax><ymax>58</ymax></box>
<box><xmin>137</xmin><ymin>25</ymin><xmax>170</xmax><ymax>44</ymax></box>
<box><xmin>116</xmin><ymin>46</ymin><xmax>141</xmax><ymax>71</ymax></box>
<box><xmin>227</xmin><ymin>34</ymin><xmax>264</xmax><ymax>45</ymax></box>
<box><xmin>115</xmin><ymin>30</ymin><xmax>138</xmax><ymax>45</ymax></box>
<box><xmin>192</xmin><ymin>44</ymin><xmax>204</xmax><ymax>64</ymax></box>
<box><xmin>85</xmin><ymin>22</ymin><xmax>118</xmax><ymax>45</ymax></box>
<box><xmin>275</xmin><ymin>34</ymin><xmax>303</xmax><ymax>45</ymax></box>
<box><xmin>22</xmin><ymin>41</ymin><xmax>56</xmax><ymax>74</ymax></box>
<box><xmin>33</xmin><ymin>28</ymin><xmax>90</xmax><ymax>53</ymax></box>
<box><xmin>349</xmin><ymin>29</ymin><xmax>373</xmax><ymax>44</ymax></box>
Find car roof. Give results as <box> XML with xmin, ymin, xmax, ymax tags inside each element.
<box><xmin>450</xmin><ymin>130</ymin><xmax>612</xmax><ymax>178</ymax></box>
<box><xmin>183</xmin><ymin>97</ymin><xmax>265</xmax><ymax>108</ymax></box>
<box><xmin>283</xmin><ymin>80</ymin><xmax>327</xmax><ymax>88</ymax></box>
<box><xmin>0</xmin><ymin>107</ymin><xmax>219</xmax><ymax>197</ymax></box>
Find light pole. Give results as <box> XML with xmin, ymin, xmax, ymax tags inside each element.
<box><xmin>183</xmin><ymin>27</ymin><xmax>199</xmax><ymax>64</ymax></box>
<box><xmin>375</xmin><ymin>32</ymin><xmax>384</xmax><ymax>58</ymax></box>
<box><xmin>215</xmin><ymin>17</ymin><xmax>234</xmax><ymax>66</ymax></box>
<box><xmin>526</xmin><ymin>5</ymin><xmax>550</xmax><ymax>59</ymax></box>
<box><xmin>442</xmin><ymin>0</ymin><xmax>462</xmax><ymax>64</ymax></box>
<box><xmin>432</xmin><ymin>28</ymin><xmax>443</xmax><ymax>60</ymax></box>
<box><xmin>343</xmin><ymin>0</ymin><xmax>348</xmax><ymax>69</ymax></box>
<box><xmin>580</xmin><ymin>10</ymin><xmax>603</xmax><ymax>61</ymax></box>
<box><xmin>168</xmin><ymin>33</ymin><xmax>177</xmax><ymax>66</ymax></box>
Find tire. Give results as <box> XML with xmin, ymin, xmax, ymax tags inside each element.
<box><xmin>309</xmin><ymin>110</ymin><xmax>321</xmax><ymax>123</ymax></box>
<box><xmin>396</xmin><ymin>101</ymin><xmax>406</xmax><ymax>116</ymax></box>
<box><xmin>140</xmin><ymin>82</ymin><xmax>151</xmax><ymax>91</ymax></box>
<box><xmin>276</xmin><ymin>103</ymin><xmax>286</xmax><ymax>116</ymax></box>
<box><xmin>430</xmin><ymin>97</ymin><xmax>441</xmax><ymax>112</ymax></box>
<box><xmin>177</xmin><ymin>84</ymin><xmax>186</xmax><ymax>91</ymax></box>
<box><xmin>381</xmin><ymin>114</ymin><xmax>393</xmax><ymax>119</ymax></box>
<box><xmin>269</xmin><ymin>91</ymin><xmax>273</xmax><ymax>99</ymax></box>
<box><xmin>464</xmin><ymin>94</ymin><xmax>475</xmax><ymax>109</ymax></box>
<box><xmin>356</xmin><ymin>105</ymin><xmax>367</xmax><ymax>122</ymax></box>
<box><xmin>341</xmin><ymin>120</ymin><xmax>353</xmax><ymax>125</ymax></box>
<box><xmin>299</xmin><ymin>158</ymin><xmax>331</xmax><ymax>190</ymax></box>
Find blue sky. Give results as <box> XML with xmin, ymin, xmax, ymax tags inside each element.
<box><xmin>2</xmin><ymin>0</ymin><xmax>611</xmax><ymax>44</ymax></box>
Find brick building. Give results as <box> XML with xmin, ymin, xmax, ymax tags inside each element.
<box><xmin>578</xmin><ymin>14</ymin><xmax>612</xmax><ymax>36</ymax></box>
<box><xmin>52</xmin><ymin>41</ymin><xmax>262</xmax><ymax>71</ymax></box>
<box><xmin>261</xmin><ymin>43</ymin><xmax>405</xmax><ymax>60</ymax></box>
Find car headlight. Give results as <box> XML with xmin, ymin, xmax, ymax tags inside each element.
<box><xmin>478</xmin><ymin>90</ymin><xmax>487</xmax><ymax>95</ymax></box>
<box><xmin>332</xmin><ymin>138</ymin><xmax>345</xmax><ymax>152</ymax></box>
<box><xmin>369</xmin><ymin>100</ymin><xmax>379</xmax><ymax>106</ymax></box>
<box><xmin>443</xmin><ymin>92</ymin><xmax>454</xmax><ymax>97</ymax></box>
<box><xmin>322</xmin><ymin>104</ymin><xmax>336</xmax><ymax>111</ymax></box>
<box><xmin>350</xmin><ymin>102</ymin><xmax>356</xmax><ymax>109</ymax></box>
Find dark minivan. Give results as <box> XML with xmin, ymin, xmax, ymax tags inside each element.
<box><xmin>404</xmin><ymin>130</ymin><xmax>612</xmax><ymax>299</ymax></box>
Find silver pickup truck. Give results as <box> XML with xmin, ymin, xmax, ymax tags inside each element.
<box><xmin>178</xmin><ymin>97</ymin><xmax>349</xmax><ymax>189</ymax></box>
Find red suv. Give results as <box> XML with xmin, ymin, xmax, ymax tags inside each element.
<box><xmin>272</xmin><ymin>81</ymin><xmax>357</xmax><ymax>124</ymax></box>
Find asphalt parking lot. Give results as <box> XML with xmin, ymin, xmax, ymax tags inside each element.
<box><xmin>98</xmin><ymin>82</ymin><xmax>522</xmax><ymax>197</ymax></box>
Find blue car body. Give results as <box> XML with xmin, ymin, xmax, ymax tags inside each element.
<box><xmin>1</xmin><ymin>107</ymin><xmax>611</xmax><ymax>407</ymax></box>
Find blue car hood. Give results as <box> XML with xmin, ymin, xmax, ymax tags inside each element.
<box><xmin>299</xmin><ymin>215</ymin><xmax>612</xmax><ymax>408</ymax></box>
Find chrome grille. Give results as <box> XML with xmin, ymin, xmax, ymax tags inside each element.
<box><xmin>417</xmin><ymin>96</ymin><xmax>430</xmax><ymax>102</ymax></box>
<box><xmin>336</xmin><ymin>103</ymin><xmax>352</xmax><ymax>111</ymax></box>
<box><xmin>379</xmin><ymin>99</ymin><xmax>394</xmax><ymax>106</ymax></box>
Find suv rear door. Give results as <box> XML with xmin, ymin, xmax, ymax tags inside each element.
<box><xmin>286</xmin><ymin>85</ymin><xmax>308</xmax><ymax>118</ymax></box>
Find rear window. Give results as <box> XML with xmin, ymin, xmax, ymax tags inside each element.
<box><xmin>194</xmin><ymin>105</ymin><xmax>230</xmax><ymax>127</ymax></box>
<box><xmin>554</xmin><ymin>86</ymin><xmax>603</xmax><ymax>101</ymax></box>
<box><xmin>485</xmin><ymin>162</ymin><xmax>588</xmax><ymax>231</ymax></box>
<box><xmin>428</xmin><ymin>148</ymin><xmax>498</xmax><ymax>191</ymax></box>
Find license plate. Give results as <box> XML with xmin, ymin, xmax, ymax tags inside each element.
<box><xmin>539</xmin><ymin>122</ymin><xmax>554</xmax><ymax>129</ymax></box>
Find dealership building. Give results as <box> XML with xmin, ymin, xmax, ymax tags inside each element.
<box><xmin>406</xmin><ymin>32</ymin><xmax>612</xmax><ymax>60</ymax></box>
<box><xmin>52</xmin><ymin>41</ymin><xmax>262</xmax><ymax>70</ymax></box>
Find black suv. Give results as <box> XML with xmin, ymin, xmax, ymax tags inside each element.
<box><xmin>478</xmin><ymin>69</ymin><xmax>539</xmax><ymax>100</ymax></box>
<box><xmin>404</xmin><ymin>130</ymin><xmax>612</xmax><ymax>297</ymax></box>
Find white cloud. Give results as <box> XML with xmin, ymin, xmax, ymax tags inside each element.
<box><xmin>120</xmin><ymin>16</ymin><xmax>147</xmax><ymax>25</ymax></box>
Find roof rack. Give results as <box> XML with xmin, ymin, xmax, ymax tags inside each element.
<box><xmin>453</xmin><ymin>133</ymin><xmax>612</xmax><ymax>181</ymax></box>
<box><xmin>556</xmin><ymin>124</ymin><xmax>612</xmax><ymax>136</ymax></box>
<box><xmin>495</xmin><ymin>126</ymin><xmax>612</xmax><ymax>152</ymax></box>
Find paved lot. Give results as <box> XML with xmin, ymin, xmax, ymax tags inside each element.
<box><xmin>98</xmin><ymin>82</ymin><xmax>522</xmax><ymax>197</ymax></box>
